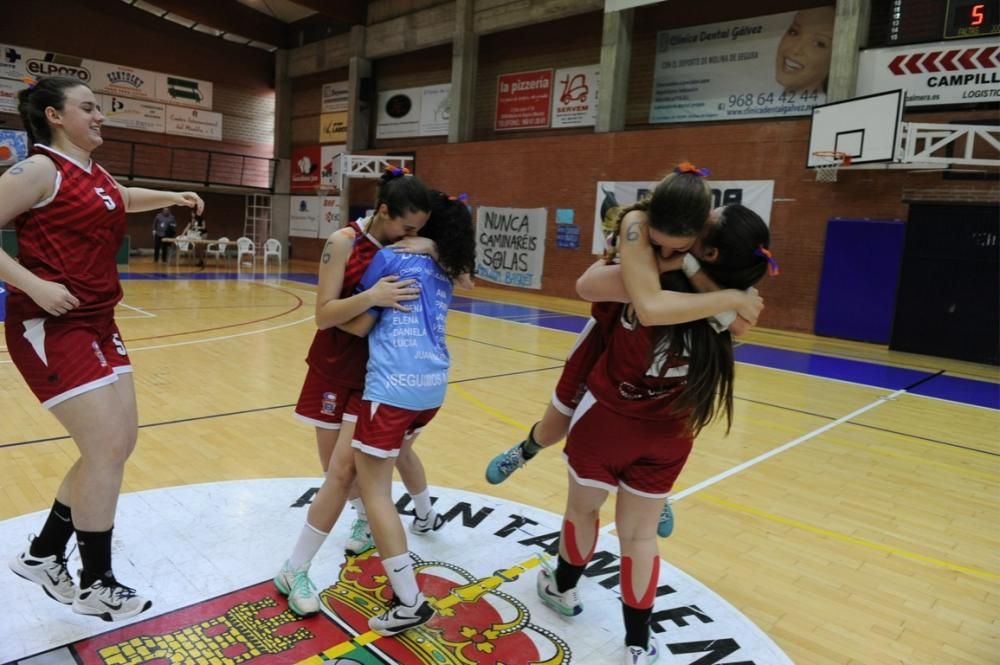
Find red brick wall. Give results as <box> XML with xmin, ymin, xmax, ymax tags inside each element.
<box><xmin>402</xmin><ymin>113</ymin><xmax>997</xmax><ymax>333</ymax></box>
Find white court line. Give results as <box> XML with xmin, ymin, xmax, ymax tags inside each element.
<box><xmin>0</xmin><ymin>316</ymin><xmax>314</xmax><ymax>364</ymax></box>
<box><xmin>598</xmin><ymin>388</ymin><xmax>906</xmax><ymax>535</ymax></box>
<box><xmin>116</xmin><ymin>302</ymin><xmax>156</xmax><ymax>319</ymax></box>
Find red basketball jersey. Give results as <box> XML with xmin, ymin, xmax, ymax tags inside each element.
<box><xmin>5</xmin><ymin>145</ymin><xmax>126</xmax><ymax>322</ymax></box>
<box><xmin>304</xmin><ymin>216</ymin><xmax>382</xmax><ymax>388</ymax></box>
<box><xmin>586</xmin><ymin>307</ymin><xmax>693</xmax><ymax>422</ymax></box>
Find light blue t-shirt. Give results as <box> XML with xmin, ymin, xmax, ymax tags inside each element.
<box><xmin>357</xmin><ymin>248</ymin><xmax>452</xmax><ymax>410</ymax></box>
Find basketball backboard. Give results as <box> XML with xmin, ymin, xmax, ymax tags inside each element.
<box><xmin>807</xmin><ymin>90</ymin><xmax>904</xmax><ymax>168</ymax></box>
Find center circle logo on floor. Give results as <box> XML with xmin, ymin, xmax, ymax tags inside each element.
<box><xmin>0</xmin><ymin>479</ymin><xmax>793</xmax><ymax>665</ymax></box>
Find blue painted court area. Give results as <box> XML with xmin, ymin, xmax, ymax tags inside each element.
<box><xmin>100</xmin><ymin>276</ymin><xmax>1000</xmax><ymax>410</ymax></box>
<box><xmin>449</xmin><ymin>295</ymin><xmax>1000</xmax><ymax>410</ymax></box>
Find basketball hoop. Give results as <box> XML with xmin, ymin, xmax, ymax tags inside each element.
<box><xmin>812</xmin><ymin>151</ymin><xmax>852</xmax><ymax>183</ymax></box>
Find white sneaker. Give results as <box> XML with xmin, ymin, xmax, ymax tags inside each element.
<box><xmin>410</xmin><ymin>510</ymin><xmax>445</xmax><ymax>536</ymax></box>
<box><xmin>72</xmin><ymin>579</ymin><xmax>152</xmax><ymax>622</ymax></box>
<box><xmin>345</xmin><ymin>518</ymin><xmax>375</xmax><ymax>555</ymax></box>
<box><xmin>369</xmin><ymin>592</ymin><xmax>435</xmax><ymax>636</ymax></box>
<box><xmin>9</xmin><ymin>546</ymin><xmax>76</xmax><ymax>604</ymax></box>
<box><xmin>624</xmin><ymin>637</ymin><xmax>660</xmax><ymax>665</ymax></box>
<box><xmin>536</xmin><ymin>559</ymin><xmax>582</xmax><ymax>616</ymax></box>
<box><xmin>274</xmin><ymin>560</ymin><xmax>320</xmax><ymax>616</ymax></box>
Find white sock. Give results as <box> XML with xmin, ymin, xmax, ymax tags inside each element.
<box><xmin>411</xmin><ymin>489</ymin><xmax>433</xmax><ymax>520</ymax></box>
<box><xmin>381</xmin><ymin>552</ymin><xmax>419</xmax><ymax>606</ymax></box>
<box><xmin>288</xmin><ymin>522</ymin><xmax>328</xmax><ymax>569</ymax></box>
<box><xmin>349</xmin><ymin>497</ymin><xmax>367</xmax><ymax>521</ymax></box>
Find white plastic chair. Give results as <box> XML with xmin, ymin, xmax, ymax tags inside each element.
<box><xmin>236</xmin><ymin>237</ymin><xmax>255</xmax><ymax>272</ymax></box>
<box><xmin>174</xmin><ymin>238</ymin><xmax>194</xmax><ymax>265</ymax></box>
<box><xmin>263</xmin><ymin>238</ymin><xmax>282</xmax><ymax>272</ymax></box>
<box><xmin>205</xmin><ymin>237</ymin><xmax>230</xmax><ymax>267</ymax></box>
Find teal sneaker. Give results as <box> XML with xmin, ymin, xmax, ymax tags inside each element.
<box><xmin>485</xmin><ymin>443</ymin><xmax>528</xmax><ymax>484</ymax></box>
<box><xmin>345</xmin><ymin>517</ymin><xmax>374</xmax><ymax>555</ymax></box>
<box><xmin>274</xmin><ymin>560</ymin><xmax>319</xmax><ymax>616</ymax></box>
<box><xmin>657</xmin><ymin>499</ymin><xmax>674</xmax><ymax>538</ymax></box>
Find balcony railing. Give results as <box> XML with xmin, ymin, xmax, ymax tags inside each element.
<box><xmin>94</xmin><ymin>139</ymin><xmax>277</xmax><ymax>191</ymax></box>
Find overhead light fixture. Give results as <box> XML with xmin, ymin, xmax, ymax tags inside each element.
<box><xmin>162</xmin><ymin>13</ymin><xmax>196</xmax><ymax>28</ymax></box>
<box><xmin>192</xmin><ymin>23</ymin><xmax>225</xmax><ymax>36</ymax></box>
<box><xmin>221</xmin><ymin>32</ymin><xmax>252</xmax><ymax>44</ymax></box>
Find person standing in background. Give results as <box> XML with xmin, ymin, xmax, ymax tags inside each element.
<box><xmin>152</xmin><ymin>207</ymin><xmax>175</xmax><ymax>263</ymax></box>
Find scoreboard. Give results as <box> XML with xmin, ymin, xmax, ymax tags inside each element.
<box><xmin>944</xmin><ymin>0</ymin><xmax>1000</xmax><ymax>38</ymax></box>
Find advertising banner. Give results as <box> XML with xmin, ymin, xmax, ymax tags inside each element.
<box><xmin>419</xmin><ymin>84</ymin><xmax>451</xmax><ymax>136</ymax></box>
<box><xmin>495</xmin><ymin>70</ymin><xmax>553</xmax><ymax>131</ymax></box>
<box><xmin>155</xmin><ymin>73</ymin><xmax>213</xmax><ymax>110</ymax></box>
<box><xmin>165</xmin><ymin>106</ymin><xmax>222</xmax><ymax>141</ymax></box>
<box><xmin>375</xmin><ymin>85</ymin><xmax>451</xmax><ymax>139</ymax></box>
<box><xmin>319</xmin><ymin>196</ymin><xmax>342</xmax><ymax>237</ymax></box>
<box><xmin>856</xmin><ymin>37</ymin><xmax>1000</xmax><ymax>106</ymax></box>
<box><xmin>291</xmin><ymin>146</ymin><xmax>321</xmax><ymax>191</ymax></box>
<box><xmin>592</xmin><ymin>180</ymin><xmax>775</xmax><ymax>254</ymax></box>
<box><xmin>290</xmin><ymin>196</ymin><xmax>321</xmax><ymax>238</ymax></box>
<box><xmin>319</xmin><ymin>111</ymin><xmax>348</xmax><ymax>143</ymax></box>
<box><xmin>475</xmin><ymin>206</ymin><xmax>548</xmax><ymax>289</ymax></box>
<box><xmin>551</xmin><ymin>66</ymin><xmax>599</xmax><ymax>128</ymax></box>
<box><xmin>0</xmin><ymin>129</ymin><xmax>28</xmax><ymax>165</ymax></box>
<box><xmin>376</xmin><ymin>86</ymin><xmax>422</xmax><ymax>139</ymax></box>
<box><xmin>650</xmin><ymin>9</ymin><xmax>834</xmax><ymax>123</ymax></box>
<box><xmin>0</xmin><ymin>76</ymin><xmax>26</xmax><ymax>113</ymax></box>
<box><xmin>321</xmin><ymin>81</ymin><xmax>349</xmax><ymax>113</ymax></box>
<box><xmin>90</xmin><ymin>63</ymin><xmax>157</xmax><ymax>100</ymax></box>
<box><xmin>99</xmin><ymin>95</ymin><xmax>166</xmax><ymax>133</ymax></box>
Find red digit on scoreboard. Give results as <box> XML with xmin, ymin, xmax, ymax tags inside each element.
<box><xmin>971</xmin><ymin>3</ymin><xmax>985</xmax><ymax>25</ymax></box>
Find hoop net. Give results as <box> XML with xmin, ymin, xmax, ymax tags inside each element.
<box><xmin>812</xmin><ymin>151</ymin><xmax>851</xmax><ymax>183</ymax></box>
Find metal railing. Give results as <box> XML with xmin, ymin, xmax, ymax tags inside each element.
<box><xmin>94</xmin><ymin>139</ymin><xmax>277</xmax><ymax>191</ymax></box>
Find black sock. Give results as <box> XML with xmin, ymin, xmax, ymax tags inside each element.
<box><xmin>555</xmin><ymin>555</ymin><xmax>586</xmax><ymax>593</ymax></box>
<box><xmin>622</xmin><ymin>602</ymin><xmax>652</xmax><ymax>648</ymax></box>
<box><xmin>521</xmin><ymin>424</ymin><xmax>543</xmax><ymax>459</ymax></box>
<box><xmin>76</xmin><ymin>528</ymin><xmax>114</xmax><ymax>588</ymax></box>
<box><xmin>29</xmin><ymin>500</ymin><xmax>74</xmax><ymax>559</ymax></box>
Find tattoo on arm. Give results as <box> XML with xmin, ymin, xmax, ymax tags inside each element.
<box><xmin>625</xmin><ymin>221</ymin><xmax>640</xmax><ymax>242</ymax></box>
<box><xmin>8</xmin><ymin>166</ymin><xmax>24</xmax><ymax>175</ymax></box>
<box><xmin>322</xmin><ymin>252</ymin><xmax>332</xmax><ymax>264</ymax></box>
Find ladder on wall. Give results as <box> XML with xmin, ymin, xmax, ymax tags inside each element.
<box><xmin>242</xmin><ymin>194</ymin><xmax>271</xmax><ymax>267</ymax></box>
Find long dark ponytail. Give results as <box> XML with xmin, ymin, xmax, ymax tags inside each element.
<box><xmin>17</xmin><ymin>76</ymin><xmax>86</xmax><ymax>145</ymax></box>
<box><xmin>650</xmin><ymin>204</ymin><xmax>771</xmax><ymax>435</ymax></box>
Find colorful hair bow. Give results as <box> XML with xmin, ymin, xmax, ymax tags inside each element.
<box><xmin>675</xmin><ymin>162</ymin><xmax>711</xmax><ymax>177</ymax></box>
<box><xmin>384</xmin><ymin>165</ymin><xmax>411</xmax><ymax>177</ymax></box>
<box><xmin>22</xmin><ymin>76</ymin><xmax>37</xmax><ymax>90</ymax></box>
<box><xmin>754</xmin><ymin>245</ymin><xmax>780</xmax><ymax>276</ymax></box>
<box><xmin>448</xmin><ymin>192</ymin><xmax>469</xmax><ymax>204</ymax></box>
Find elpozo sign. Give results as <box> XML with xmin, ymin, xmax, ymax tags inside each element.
<box><xmin>857</xmin><ymin>37</ymin><xmax>1000</xmax><ymax>106</ymax></box>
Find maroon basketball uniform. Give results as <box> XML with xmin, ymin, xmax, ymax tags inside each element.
<box><xmin>565</xmin><ymin>307</ymin><xmax>695</xmax><ymax>496</ymax></box>
<box><xmin>552</xmin><ymin>301</ymin><xmax>623</xmax><ymax>415</ymax></box>
<box><xmin>4</xmin><ymin>145</ymin><xmax>130</xmax><ymax>407</ymax></box>
<box><xmin>295</xmin><ymin>216</ymin><xmax>381</xmax><ymax>425</ymax></box>
<box><xmin>351</xmin><ymin>400</ymin><xmax>440</xmax><ymax>458</ymax></box>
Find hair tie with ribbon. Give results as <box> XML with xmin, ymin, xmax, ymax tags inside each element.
<box><xmin>22</xmin><ymin>76</ymin><xmax>37</xmax><ymax>90</ymax></box>
<box><xmin>675</xmin><ymin>161</ymin><xmax>711</xmax><ymax>177</ymax></box>
<box><xmin>384</xmin><ymin>164</ymin><xmax>411</xmax><ymax>177</ymax></box>
<box><xmin>448</xmin><ymin>192</ymin><xmax>469</xmax><ymax>204</ymax></box>
<box><xmin>754</xmin><ymin>245</ymin><xmax>780</xmax><ymax>276</ymax></box>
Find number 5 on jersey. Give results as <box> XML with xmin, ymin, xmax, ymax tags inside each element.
<box><xmin>95</xmin><ymin>187</ymin><xmax>117</xmax><ymax>210</ymax></box>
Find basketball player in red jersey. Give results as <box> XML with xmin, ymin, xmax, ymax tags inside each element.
<box><xmin>537</xmin><ymin>203</ymin><xmax>771</xmax><ymax>664</ymax></box>
<box><xmin>276</xmin><ymin>167</ymin><xmax>444</xmax><ymax>616</ymax></box>
<box><xmin>1</xmin><ymin>77</ymin><xmax>204</xmax><ymax>621</ymax></box>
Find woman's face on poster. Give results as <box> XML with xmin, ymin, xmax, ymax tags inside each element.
<box><xmin>775</xmin><ymin>8</ymin><xmax>835</xmax><ymax>92</ymax></box>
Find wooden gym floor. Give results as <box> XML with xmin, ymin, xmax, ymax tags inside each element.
<box><xmin>0</xmin><ymin>258</ymin><xmax>997</xmax><ymax>665</ymax></box>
